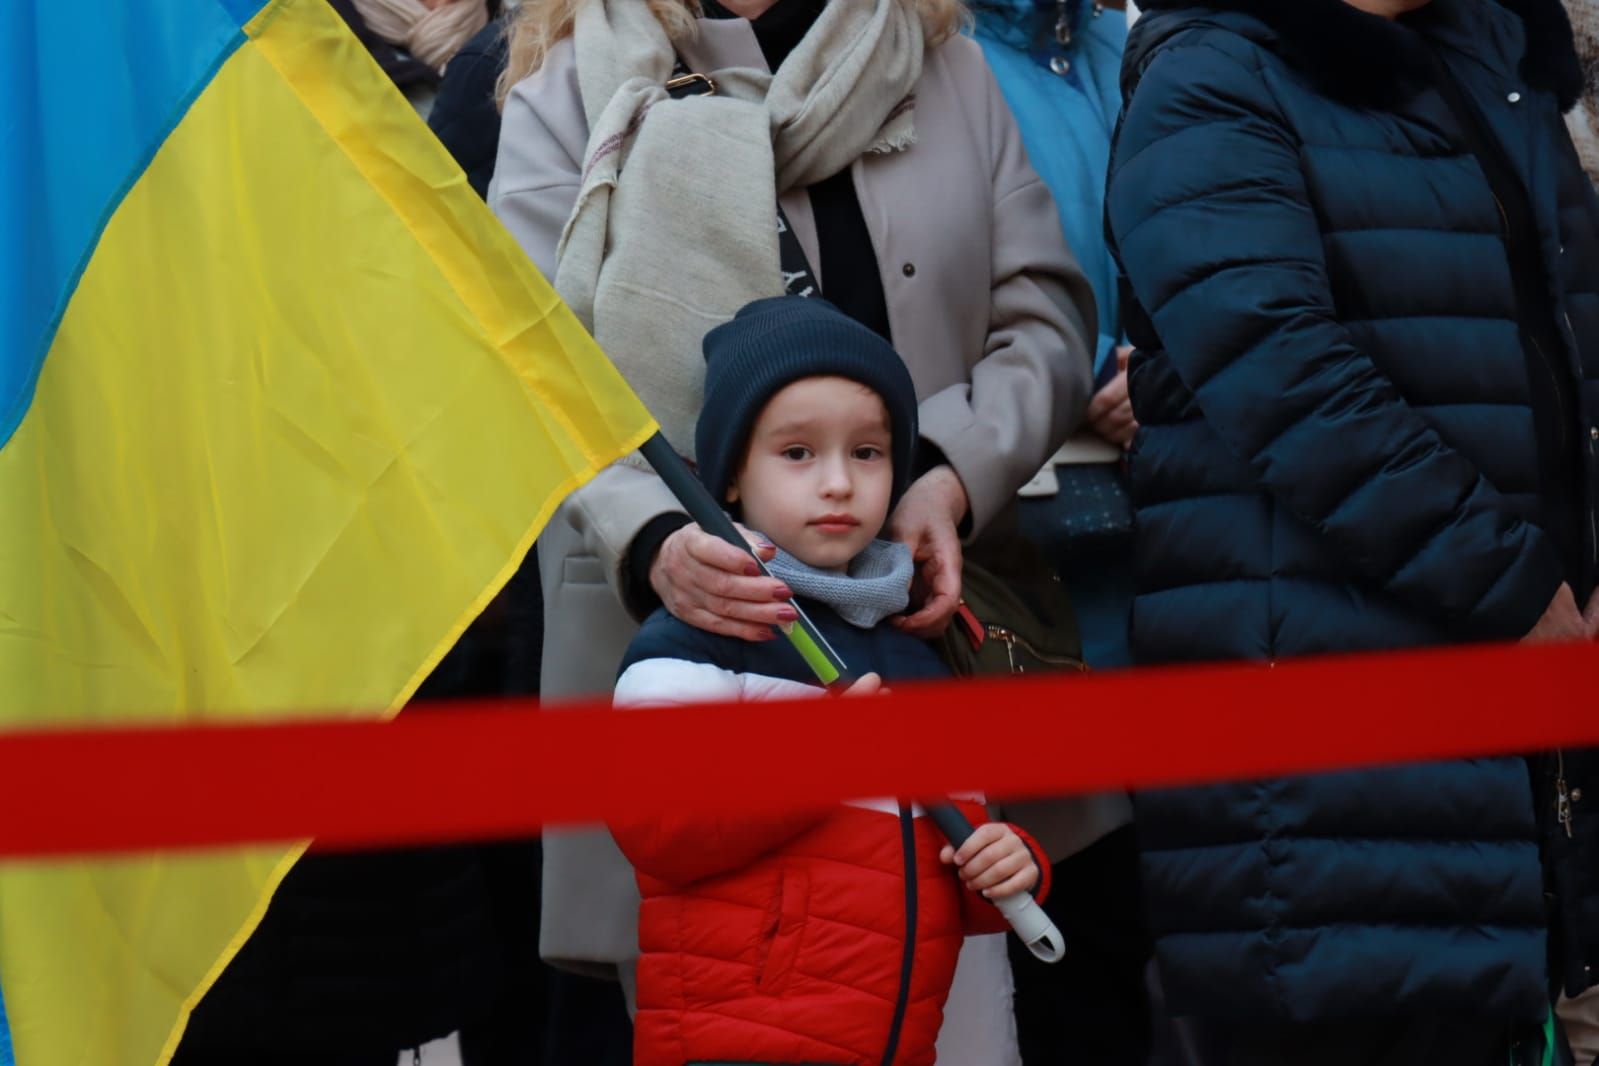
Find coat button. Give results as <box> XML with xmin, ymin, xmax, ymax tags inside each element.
<box><xmin>1572</xmin><ymin>788</ymin><xmax>1584</xmax><ymax>802</ymax></box>
<box><xmin>902</xmin><ymin>262</ymin><xmax>916</xmax><ymax>277</ymax></box>
<box><xmin>1508</xmin><ymin>91</ymin><xmax>1522</xmax><ymax>103</ymax></box>
<box><xmin>1049</xmin><ymin>56</ymin><xmax>1072</xmax><ymax>76</ymax></box>
<box><xmin>1591</xmin><ymin>426</ymin><xmax>1599</xmax><ymax>441</ymax></box>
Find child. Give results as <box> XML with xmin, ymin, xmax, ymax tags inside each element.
<box><xmin>611</xmin><ymin>296</ymin><xmax>1050</xmax><ymax>1066</ymax></box>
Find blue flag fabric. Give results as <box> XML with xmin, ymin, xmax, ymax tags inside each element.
<box><xmin>1</xmin><ymin>980</ymin><xmax>14</xmax><ymax>1066</ymax></box>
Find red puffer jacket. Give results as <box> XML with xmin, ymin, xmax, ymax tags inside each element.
<box><xmin>612</xmin><ymin>797</ymin><xmax>1050</xmax><ymax>1066</ymax></box>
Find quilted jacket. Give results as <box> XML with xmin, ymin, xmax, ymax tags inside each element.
<box><xmin>611</xmin><ymin>603</ymin><xmax>1049</xmax><ymax>1066</ymax></box>
<box><xmin>1108</xmin><ymin>0</ymin><xmax>1599</xmax><ymax>1023</ymax></box>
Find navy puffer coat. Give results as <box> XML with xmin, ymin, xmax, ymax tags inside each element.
<box><xmin>1107</xmin><ymin>0</ymin><xmax>1599</xmax><ymax>1023</ymax></box>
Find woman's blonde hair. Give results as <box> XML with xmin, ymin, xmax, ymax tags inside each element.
<box><xmin>495</xmin><ymin>0</ymin><xmax>970</xmax><ymax>106</ymax></box>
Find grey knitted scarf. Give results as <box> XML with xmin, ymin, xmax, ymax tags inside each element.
<box><xmin>765</xmin><ymin>540</ymin><xmax>914</xmax><ymax>629</ymax></box>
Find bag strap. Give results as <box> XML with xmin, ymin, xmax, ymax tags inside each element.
<box><xmin>667</xmin><ymin>56</ymin><xmax>820</xmax><ymax>299</ymax></box>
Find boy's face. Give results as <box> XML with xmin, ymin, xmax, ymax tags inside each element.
<box><xmin>728</xmin><ymin>376</ymin><xmax>895</xmax><ymax>570</ymax></box>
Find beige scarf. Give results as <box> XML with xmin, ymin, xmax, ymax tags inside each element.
<box><xmin>555</xmin><ymin>0</ymin><xmax>924</xmax><ymax>461</ymax></box>
<box><xmin>1567</xmin><ymin>0</ymin><xmax>1599</xmax><ymax>183</ymax></box>
<box><xmin>350</xmin><ymin>0</ymin><xmax>488</xmax><ymax>72</ymax></box>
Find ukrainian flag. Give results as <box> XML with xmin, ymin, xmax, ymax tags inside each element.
<box><xmin>0</xmin><ymin>2</ymin><xmax>654</xmax><ymax>1064</ymax></box>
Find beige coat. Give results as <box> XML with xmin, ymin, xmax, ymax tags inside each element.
<box><xmin>1566</xmin><ymin>0</ymin><xmax>1599</xmax><ymax>182</ymax></box>
<box><xmin>491</xmin><ymin>16</ymin><xmax>1096</xmax><ymax>972</ymax></box>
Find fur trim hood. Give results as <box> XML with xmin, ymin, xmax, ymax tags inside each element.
<box><xmin>1129</xmin><ymin>0</ymin><xmax>1584</xmax><ymax>111</ymax></box>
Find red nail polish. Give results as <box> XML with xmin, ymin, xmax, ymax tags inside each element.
<box><xmin>744</xmin><ymin>561</ymin><xmax>761</xmax><ymax>577</ymax></box>
<box><xmin>776</xmin><ymin>606</ymin><xmax>798</xmax><ymax>622</ymax></box>
<box><xmin>773</xmin><ymin>586</ymin><xmax>793</xmax><ymax>601</ymax></box>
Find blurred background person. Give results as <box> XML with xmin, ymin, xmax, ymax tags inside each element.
<box><xmin>171</xmin><ymin>11</ymin><xmax>551</xmax><ymax>1063</ymax></box>
<box><xmin>334</xmin><ymin>0</ymin><xmax>500</xmax><ymax>116</ymax></box>
<box><xmin>968</xmin><ymin>3</ymin><xmax>1154</xmax><ymax>1065</ymax></box>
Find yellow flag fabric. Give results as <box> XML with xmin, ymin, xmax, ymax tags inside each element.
<box><xmin>0</xmin><ymin>2</ymin><xmax>654</xmax><ymax>1064</ymax></box>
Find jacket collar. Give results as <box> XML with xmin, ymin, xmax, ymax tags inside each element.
<box><xmin>1130</xmin><ymin>0</ymin><xmax>1583</xmax><ymax>111</ymax></box>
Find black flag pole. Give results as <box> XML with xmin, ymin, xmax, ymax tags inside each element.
<box><xmin>638</xmin><ymin>431</ymin><xmax>1065</xmax><ymax>963</ymax></box>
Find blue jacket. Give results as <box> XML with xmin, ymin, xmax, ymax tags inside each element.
<box><xmin>620</xmin><ymin>599</ymin><xmax>950</xmax><ymax>690</ymax></box>
<box><xmin>973</xmin><ymin>0</ymin><xmax>1126</xmax><ymax>375</ymax></box>
<box><xmin>1108</xmin><ymin>0</ymin><xmax>1599</xmax><ymax>1022</ymax></box>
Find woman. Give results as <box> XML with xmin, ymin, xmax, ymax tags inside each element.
<box><xmin>489</xmin><ymin>0</ymin><xmax>1096</xmax><ymax>1054</ymax></box>
<box><xmin>974</xmin><ymin>0</ymin><xmax>1136</xmax><ymax>666</ymax></box>
<box><xmin>967</xmin><ymin>5</ymin><xmax>1152</xmax><ymax>1066</ymax></box>
<box><xmin>1107</xmin><ymin>0</ymin><xmax>1599</xmax><ymax>1062</ymax></box>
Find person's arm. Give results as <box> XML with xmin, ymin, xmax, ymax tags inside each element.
<box><xmin>916</xmin><ymin>47</ymin><xmax>1098</xmax><ymax>538</ymax></box>
<box><xmin>937</xmin><ymin>798</ymin><xmax>1051</xmax><ymax>936</ymax></box>
<box><xmin>489</xmin><ymin>46</ymin><xmax>679</xmax><ymax>610</ymax></box>
<box><xmin>427</xmin><ymin>22</ymin><xmax>508</xmax><ymax>198</ymax></box>
<box><xmin>1107</xmin><ymin>41</ymin><xmax>1564</xmax><ymax>641</ymax></box>
<box><xmin>609</xmin><ymin>659</ymin><xmax>838</xmax><ymax>886</ymax></box>
<box><xmin>489</xmin><ymin>40</ymin><xmax>586</xmax><ymax>279</ymax></box>
<box><xmin>491</xmin><ymin>47</ymin><xmax>789</xmax><ymax>626</ymax></box>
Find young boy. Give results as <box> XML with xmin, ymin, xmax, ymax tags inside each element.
<box><xmin>611</xmin><ymin>296</ymin><xmax>1049</xmax><ymax>1066</ymax></box>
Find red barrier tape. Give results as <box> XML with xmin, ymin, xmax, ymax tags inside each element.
<box><xmin>1</xmin><ymin>641</ymin><xmax>1595</xmax><ymax>859</ymax></box>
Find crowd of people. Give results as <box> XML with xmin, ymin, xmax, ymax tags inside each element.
<box><xmin>164</xmin><ymin>0</ymin><xmax>1599</xmax><ymax>1064</ymax></box>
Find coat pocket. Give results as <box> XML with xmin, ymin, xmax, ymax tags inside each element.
<box><xmin>755</xmin><ymin>865</ymin><xmax>809</xmax><ymax>995</ymax></box>
<box><xmin>561</xmin><ymin>552</ymin><xmax>607</xmax><ymax>586</ymax></box>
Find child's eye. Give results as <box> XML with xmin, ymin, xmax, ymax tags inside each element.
<box><xmin>781</xmin><ymin>446</ymin><xmax>813</xmax><ymax>461</ymax></box>
<box><xmin>853</xmin><ymin>446</ymin><xmax>884</xmax><ymax>461</ymax></box>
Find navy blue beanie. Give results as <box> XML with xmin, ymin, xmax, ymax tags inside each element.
<box><xmin>696</xmin><ymin>296</ymin><xmax>918</xmax><ymax>507</ymax></box>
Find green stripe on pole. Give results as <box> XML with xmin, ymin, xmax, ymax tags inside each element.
<box><xmin>785</xmin><ymin>625</ymin><xmax>841</xmax><ymax>685</ymax></box>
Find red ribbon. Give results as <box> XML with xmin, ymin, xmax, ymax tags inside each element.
<box><xmin>1</xmin><ymin>641</ymin><xmax>1594</xmax><ymax>858</ymax></box>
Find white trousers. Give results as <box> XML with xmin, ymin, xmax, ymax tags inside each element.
<box><xmin>934</xmin><ymin>933</ymin><xmax>1023</xmax><ymax>1066</ymax></box>
<box><xmin>391</xmin><ymin>1032</ymin><xmax>461</xmax><ymax>1065</ymax></box>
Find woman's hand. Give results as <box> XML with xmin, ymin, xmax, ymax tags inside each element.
<box><xmin>940</xmin><ymin>822</ymin><xmax>1038</xmax><ymax>901</ymax></box>
<box><xmin>649</xmin><ymin>523</ymin><xmax>793</xmax><ymax>642</ymax></box>
<box><xmin>887</xmin><ymin>466</ymin><xmax>968</xmax><ymax>639</ymax></box>
<box><xmin>1523</xmin><ymin>583</ymin><xmax>1590</xmax><ymax>644</ymax></box>
<box><xmin>1086</xmin><ymin>346</ymin><xmax>1137</xmax><ymax>450</ymax></box>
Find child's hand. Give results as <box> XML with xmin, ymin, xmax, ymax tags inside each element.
<box><xmin>940</xmin><ymin>822</ymin><xmax>1037</xmax><ymax>901</ymax></box>
<box><xmin>840</xmin><ymin>673</ymin><xmax>887</xmax><ymax>697</ymax></box>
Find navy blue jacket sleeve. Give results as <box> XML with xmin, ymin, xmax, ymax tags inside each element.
<box><xmin>1107</xmin><ymin>39</ymin><xmax>1565</xmax><ymax>641</ymax></box>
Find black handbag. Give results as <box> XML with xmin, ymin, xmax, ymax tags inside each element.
<box><xmin>936</xmin><ymin>538</ymin><xmax>1087</xmax><ymax>677</ymax></box>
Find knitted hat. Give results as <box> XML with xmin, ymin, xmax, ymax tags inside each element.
<box><xmin>696</xmin><ymin>297</ymin><xmax>919</xmax><ymax>507</ymax></box>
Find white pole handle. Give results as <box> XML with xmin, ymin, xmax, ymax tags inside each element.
<box><xmin>994</xmin><ymin>891</ymin><xmax>1066</xmax><ymax>963</ymax></box>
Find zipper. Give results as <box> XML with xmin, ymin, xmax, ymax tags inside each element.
<box><xmin>879</xmin><ymin>804</ymin><xmax>917</xmax><ymax>1066</ymax></box>
<box><xmin>985</xmin><ymin>624</ymin><xmax>1089</xmax><ymax>674</ymax></box>
<box><xmin>1556</xmin><ymin>749</ymin><xmax>1574</xmax><ymax>839</ymax></box>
